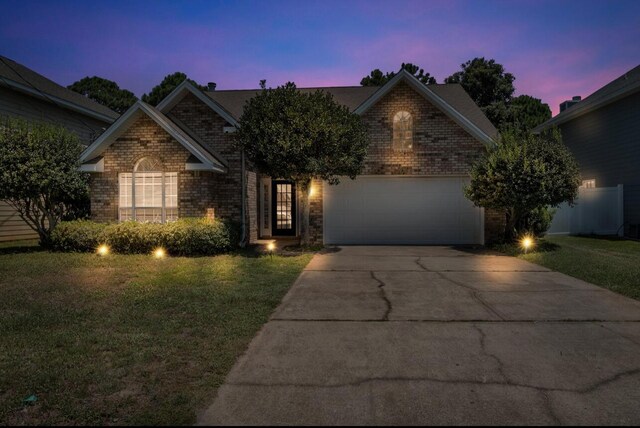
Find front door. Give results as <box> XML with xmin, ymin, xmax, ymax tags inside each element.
<box><xmin>271</xmin><ymin>180</ymin><xmax>296</xmax><ymax>236</ymax></box>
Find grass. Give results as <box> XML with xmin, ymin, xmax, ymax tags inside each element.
<box><xmin>495</xmin><ymin>235</ymin><xmax>640</xmax><ymax>300</ymax></box>
<box><xmin>0</xmin><ymin>241</ymin><xmax>312</xmax><ymax>425</ymax></box>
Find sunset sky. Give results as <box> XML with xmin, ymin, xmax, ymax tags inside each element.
<box><xmin>1</xmin><ymin>0</ymin><xmax>638</xmax><ymax>115</ymax></box>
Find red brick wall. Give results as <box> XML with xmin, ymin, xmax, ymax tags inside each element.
<box><xmin>167</xmin><ymin>93</ymin><xmax>257</xmax><ymax>242</ymax></box>
<box><xmin>90</xmin><ymin>115</ymin><xmax>205</xmax><ymax>221</ymax></box>
<box><xmin>307</xmin><ymin>82</ymin><xmax>502</xmax><ymax>244</ymax></box>
<box><xmin>89</xmin><ymin>97</ymin><xmax>258</xmax><ymax>242</ymax></box>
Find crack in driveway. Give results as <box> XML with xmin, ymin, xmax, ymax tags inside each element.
<box><xmin>370</xmin><ymin>271</ymin><xmax>392</xmax><ymax>321</ymax></box>
<box><xmin>414</xmin><ymin>258</ymin><xmax>507</xmax><ymax>321</ymax></box>
<box><xmin>227</xmin><ymin>367</ymin><xmax>640</xmax><ymax>395</ymax></box>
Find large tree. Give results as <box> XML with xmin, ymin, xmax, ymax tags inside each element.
<box><xmin>0</xmin><ymin>116</ymin><xmax>89</xmax><ymax>246</ymax></box>
<box><xmin>361</xmin><ymin>63</ymin><xmax>436</xmax><ymax>86</ymax></box>
<box><xmin>141</xmin><ymin>72</ymin><xmax>208</xmax><ymax>106</ymax></box>
<box><xmin>68</xmin><ymin>76</ymin><xmax>137</xmax><ymax>114</ymax></box>
<box><xmin>464</xmin><ymin>129</ymin><xmax>580</xmax><ymax>242</ymax></box>
<box><xmin>235</xmin><ymin>82</ymin><xmax>369</xmax><ymax>244</ymax></box>
<box><xmin>503</xmin><ymin>95</ymin><xmax>552</xmax><ymax>133</ymax></box>
<box><xmin>445</xmin><ymin>57</ymin><xmax>515</xmax><ymax>126</ymax></box>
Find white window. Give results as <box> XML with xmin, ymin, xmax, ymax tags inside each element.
<box><xmin>393</xmin><ymin>111</ymin><xmax>413</xmax><ymax>150</ymax></box>
<box><xmin>581</xmin><ymin>179</ymin><xmax>596</xmax><ymax>188</ymax></box>
<box><xmin>119</xmin><ymin>157</ymin><xmax>178</xmax><ymax>222</ymax></box>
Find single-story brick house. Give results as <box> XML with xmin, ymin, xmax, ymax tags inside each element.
<box><xmin>80</xmin><ymin>69</ymin><xmax>503</xmax><ymax>245</ymax></box>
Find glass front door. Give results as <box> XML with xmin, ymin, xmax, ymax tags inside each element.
<box><xmin>271</xmin><ymin>180</ymin><xmax>296</xmax><ymax>236</ymax></box>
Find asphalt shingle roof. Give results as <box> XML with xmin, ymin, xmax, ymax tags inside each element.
<box><xmin>0</xmin><ymin>55</ymin><xmax>119</xmax><ymax>121</ymax></box>
<box><xmin>206</xmin><ymin>83</ymin><xmax>497</xmax><ymax>140</ymax></box>
<box><xmin>534</xmin><ymin>64</ymin><xmax>640</xmax><ymax>132</ymax></box>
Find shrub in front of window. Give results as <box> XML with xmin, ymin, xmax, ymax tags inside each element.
<box><xmin>103</xmin><ymin>221</ymin><xmax>166</xmax><ymax>254</ymax></box>
<box><xmin>50</xmin><ymin>218</ymin><xmax>239</xmax><ymax>255</ymax></box>
<box><xmin>50</xmin><ymin>220</ymin><xmax>108</xmax><ymax>252</ymax></box>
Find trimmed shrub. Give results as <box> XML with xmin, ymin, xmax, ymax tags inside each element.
<box><xmin>522</xmin><ymin>207</ymin><xmax>556</xmax><ymax>237</ymax></box>
<box><xmin>50</xmin><ymin>218</ymin><xmax>239</xmax><ymax>255</ymax></box>
<box><xmin>103</xmin><ymin>221</ymin><xmax>165</xmax><ymax>254</ymax></box>
<box><xmin>162</xmin><ymin>218</ymin><xmax>239</xmax><ymax>256</ymax></box>
<box><xmin>50</xmin><ymin>220</ymin><xmax>107</xmax><ymax>252</ymax></box>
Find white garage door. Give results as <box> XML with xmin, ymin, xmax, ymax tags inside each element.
<box><xmin>323</xmin><ymin>176</ymin><xmax>483</xmax><ymax>245</ymax></box>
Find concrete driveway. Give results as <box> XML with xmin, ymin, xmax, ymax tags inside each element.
<box><xmin>199</xmin><ymin>246</ymin><xmax>640</xmax><ymax>425</ymax></box>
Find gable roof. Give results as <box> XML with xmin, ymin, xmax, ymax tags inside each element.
<box><xmin>534</xmin><ymin>64</ymin><xmax>640</xmax><ymax>133</ymax></box>
<box><xmin>79</xmin><ymin>101</ymin><xmax>226</xmax><ymax>172</ymax></box>
<box><xmin>203</xmin><ymin>72</ymin><xmax>497</xmax><ymax>145</ymax></box>
<box><xmin>354</xmin><ymin>70</ymin><xmax>497</xmax><ymax>145</ymax></box>
<box><xmin>156</xmin><ymin>80</ymin><xmax>238</xmax><ymax>126</ymax></box>
<box><xmin>0</xmin><ymin>55</ymin><xmax>119</xmax><ymax>123</ymax></box>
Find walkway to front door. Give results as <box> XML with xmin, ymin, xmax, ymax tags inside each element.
<box><xmin>199</xmin><ymin>246</ymin><xmax>640</xmax><ymax>425</ymax></box>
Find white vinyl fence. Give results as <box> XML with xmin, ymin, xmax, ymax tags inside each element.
<box><xmin>548</xmin><ymin>185</ymin><xmax>624</xmax><ymax>236</ymax></box>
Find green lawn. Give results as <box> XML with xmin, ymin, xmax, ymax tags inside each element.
<box><xmin>0</xmin><ymin>241</ymin><xmax>312</xmax><ymax>425</ymax></box>
<box><xmin>496</xmin><ymin>235</ymin><xmax>640</xmax><ymax>300</ymax></box>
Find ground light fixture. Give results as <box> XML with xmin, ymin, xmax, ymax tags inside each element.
<box><xmin>153</xmin><ymin>247</ymin><xmax>166</xmax><ymax>258</ymax></box>
<box><xmin>97</xmin><ymin>244</ymin><xmax>110</xmax><ymax>256</ymax></box>
<box><xmin>520</xmin><ymin>235</ymin><xmax>535</xmax><ymax>253</ymax></box>
<box><xmin>266</xmin><ymin>242</ymin><xmax>276</xmax><ymax>259</ymax></box>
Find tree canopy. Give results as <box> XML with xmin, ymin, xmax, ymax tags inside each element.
<box><xmin>503</xmin><ymin>95</ymin><xmax>552</xmax><ymax>133</ymax></box>
<box><xmin>0</xmin><ymin>116</ymin><xmax>89</xmax><ymax>246</ymax></box>
<box><xmin>361</xmin><ymin>63</ymin><xmax>436</xmax><ymax>86</ymax></box>
<box><xmin>68</xmin><ymin>76</ymin><xmax>137</xmax><ymax>114</ymax></box>
<box><xmin>236</xmin><ymin>82</ymin><xmax>369</xmax><ymax>184</ymax></box>
<box><xmin>445</xmin><ymin>57</ymin><xmax>515</xmax><ymax>108</ymax></box>
<box><xmin>235</xmin><ymin>82</ymin><xmax>369</xmax><ymax>243</ymax></box>
<box><xmin>141</xmin><ymin>72</ymin><xmax>208</xmax><ymax>106</ymax></box>
<box><xmin>444</xmin><ymin>58</ymin><xmax>551</xmax><ymax>131</ymax></box>
<box><xmin>464</xmin><ymin>130</ymin><xmax>580</xmax><ymax>241</ymax></box>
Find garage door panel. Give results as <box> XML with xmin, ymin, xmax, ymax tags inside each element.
<box><xmin>323</xmin><ymin>177</ymin><xmax>482</xmax><ymax>245</ymax></box>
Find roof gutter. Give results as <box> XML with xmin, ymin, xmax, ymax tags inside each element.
<box><xmin>534</xmin><ymin>79</ymin><xmax>640</xmax><ymax>133</ymax></box>
<box><xmin>0</xmin><ymin>77</ymin><xmax>118</xmax><ymax>123</ymax></box>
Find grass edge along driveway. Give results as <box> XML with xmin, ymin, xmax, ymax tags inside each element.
<box><xmin>496</xmin><ymin>235</ymin><xmax>640</xmax><ymax>300</ymax></box>
<box><xmin>0</xmin><ymin>242</ymin><xmax>312</xmax><ymax>425</ymax></box>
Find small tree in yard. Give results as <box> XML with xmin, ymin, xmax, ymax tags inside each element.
<box><xmin>235</xmin><ymin>82</ymin><xmax>369</xmax><ymax>244</ymax></box>
<box><xmin>0</xmin><ymin>116</ymin><xmax>89</xmax><ymax>246</ymax></box>
<box><xmin>464</xmin><ymin>129</ymin><xmax>580</xmax><ymax>242</ymax></box>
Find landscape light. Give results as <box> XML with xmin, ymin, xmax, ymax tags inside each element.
<box><xmin>267</xmin><ymin>242</ymin><xmax>276</xmax><ymax>252</ymax></box>
<box><xmin>153</xmin><ymin>247</ymin><xmax>166</xmax><ymax>258</ymax></box>
<box><xmin>97</xmin><ymin>244</ymin><xmax>110</xmax><ymax>256</ymax></box>
<box><xmin>520</xmin><ymin>236</ymin><xmax>534</xmax><ymax>253</ymax></box>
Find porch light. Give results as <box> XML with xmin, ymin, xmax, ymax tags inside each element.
<box><xmin>520</xmin><ymin>236</ymin><xmax>534</xmax><ymax>253</ymax></box>
<box><xmin>97</xmin><ymin>244</ymin><xmax>110</xmax><ymax>256</ymax></box>
<box><xmin>153</xmin><ymin>247</ymin><xmax>166</xmax><ymax>258</ymax></box>
<box><xmin>308</xmin><ymin>185</ymin><xmax>316</xmax><ymax>197</ymax></box>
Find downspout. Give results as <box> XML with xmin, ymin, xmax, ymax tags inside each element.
<box><xmin>239</xmin><ymin>149</ymin><xmax>247</xmax><ymax>247</ymax></box>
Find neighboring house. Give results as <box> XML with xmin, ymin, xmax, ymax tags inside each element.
<box><xmin>80</xmin><ymin>70</ymin><xmax>503</xmax><ymax>245</ymax></box>
<box><xmin>0</xmin><ymin>55</ymin><xmax>119</xmax><ymax>241</ymax></box>
<box><xmin>534</xmin><ymin>64</ymin><xmax>640</xmax><ymax>238</ymax></box>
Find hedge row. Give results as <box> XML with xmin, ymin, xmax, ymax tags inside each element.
<box><xmin>50</xmin><ymin>218</ymin><xmax>240</xmax><ymax>256</ymax></box>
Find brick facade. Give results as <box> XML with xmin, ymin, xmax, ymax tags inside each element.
<box><xmin>89</xmin><ymin>93</ymin><xmax>259</xmax><ymax>243</ymax></box>
<box><xmin>305</xmin><ymin>82</ymin><xmax>503</xmax><ymax>244</ymax></box>
<box><xmin>89</xmin><ymin>83</ymin><xmax>503</xmax><ymax>246</ymax></box>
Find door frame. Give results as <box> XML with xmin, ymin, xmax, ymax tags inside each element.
<box><xmin>271</xmin><ymin>180</ymin><xmax>297</xmax><ymax>236</ymax></box>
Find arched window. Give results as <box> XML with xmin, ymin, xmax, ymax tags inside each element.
<box><xmin>393</xmin><ymin>111</ymin><xmax>413</xmax><ymax>150</ymax></box>
<box><xmin>119</xmin><ymin>157</ymin><xmax>178</xmax><ymax>222</ymax></box>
